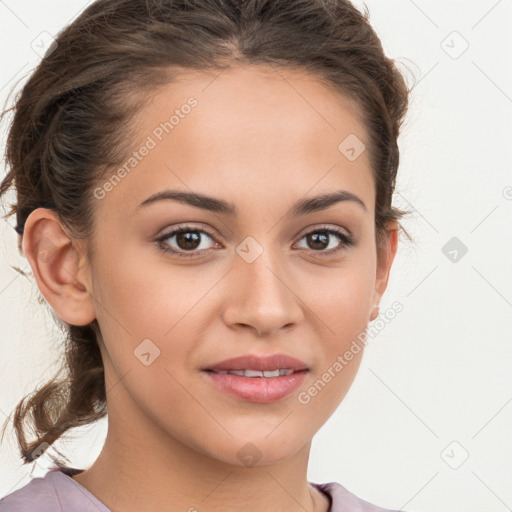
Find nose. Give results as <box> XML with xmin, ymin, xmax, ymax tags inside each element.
<box><xmin>221</xmin><ymin>245</ymin><xmax>304</xmax><ymax>337</ymax></box>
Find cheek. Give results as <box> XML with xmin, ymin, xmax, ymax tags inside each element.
<box><xmin>89</xmin><ymin>254</ymin><xmax>205</xmax><ymax>422</ymax></box>
<box><xmin>310</xmin><ymin>256</ymin><xmax>375</xmax><ymax>341</ymax></box>
<box><xmin>91</xmin><ymin>240</ymin><xmax>198</xmax><ymax>331</ymax></box>
<box><xmin>296</xmin><ymin>258</ymin><xmax>374</xmax><ymax>409</ymax></box>
<box><xmin>90</xmin><ymin>249</ymin><xmax>219</xmax><ymax>376</ymax></box>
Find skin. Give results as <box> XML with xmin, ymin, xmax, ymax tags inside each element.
<box><xmin>22</xmin><ymin>64</ymin><xmax>398</xmax><ymax>512</ymax></box>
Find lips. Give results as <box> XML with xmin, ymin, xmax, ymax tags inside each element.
<box><xmin>203</xmin><ymin>353</ymin><xmax>309</xmax><ymax>372</ymax></box>
<box><xmin>201</xmin><ymin>353</ymin><xmax>310</xmax><ymax>403</ymax></box>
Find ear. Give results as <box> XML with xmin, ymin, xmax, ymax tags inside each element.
<box><xmin>21</xmin><ymin>208</ymin><xmax>96</xmax><ymax>326</ymax></box>
<box><xmin>369</xmin><ymin>220</ymin><xmax>399</xmax><ymax>322</ymax></box>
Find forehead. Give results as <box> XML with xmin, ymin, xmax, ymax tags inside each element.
<box><xmin>95</xmin><ymin>64</ymin><xmax>374</xmax><ymax>219</ymax></box>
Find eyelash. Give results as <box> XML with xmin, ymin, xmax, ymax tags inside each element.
<box><xmin>154</xmin><ymin>224</ymin><xmax>355</xmax><ymax>259</ymax></box>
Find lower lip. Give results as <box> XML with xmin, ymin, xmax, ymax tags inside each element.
<box><xmin>202</xmin><ymin>370</ymin><xmax>308</xmax><ymax>403</ymax></box>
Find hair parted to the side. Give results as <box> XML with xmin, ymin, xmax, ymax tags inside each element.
<box><xmin>0</xmin><ymin>0</ymin><xmax>414</xmax><ymax>466</ymax></box>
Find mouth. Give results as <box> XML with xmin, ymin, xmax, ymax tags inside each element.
<box><xmin>204</xmin><ymin>368</ymin><xmax>299</xmax><ymax>377</ymax></box>
<box><xmin>202</xmin><ymin>353</ymin><xmax>309</xmax><ymax>373</ymax></box>
<box><xmin>201</xmin><ymin>353</ymin><xmax>310</xmax><ymax>403</ymax></box>
<box><xmin>201</xmin><ymin>367</ymin><xmax>309</xmax><ymax>403</ymax></box>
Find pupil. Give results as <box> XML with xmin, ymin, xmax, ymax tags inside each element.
<box><xmin>308</xmin><ymin>232</ymin><xmax>328</xmax><ymax>250</ymax></box>
<box><xmin>177</xmin><ymin>231</ymin><xmax>200</xmax><ymax>250</ymax></box>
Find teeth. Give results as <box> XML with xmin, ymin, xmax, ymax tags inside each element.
<box><xmin>212</xmin><ymin>368</ymin><xmax>295</xmax><ymax>377</ymax></box>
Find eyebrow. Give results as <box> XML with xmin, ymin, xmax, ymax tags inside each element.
<box><xmin>136</xmin><ymin>189</ymin><xmax>367</xmax><ymax>216</ymax></box>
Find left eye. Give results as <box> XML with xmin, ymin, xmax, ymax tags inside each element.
<box><xmin>155</xmin><ymin>225</ymin><xmax>354</xmax><ymax>258</ymax></box>
<box><xmin>295</xmin><ymin>228</ymin><xmax>353</xmax><ymax>253</ymax></box>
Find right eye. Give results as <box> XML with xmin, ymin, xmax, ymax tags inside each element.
<box><xmin>155</xmin><ymin>224</ymin><xmax>220</xmax><ymax>258</ymax></box>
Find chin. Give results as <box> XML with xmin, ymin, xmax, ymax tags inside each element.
<box><xmin>199</xmin><ymin>430</ymin><xmax>307</xmax><ymax>468</ymax></box>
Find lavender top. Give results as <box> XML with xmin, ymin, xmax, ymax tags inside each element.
<box><xmin>0</xmin><ymin>465</ymin><xmax>409</xmax><ymax>511</ymax></box>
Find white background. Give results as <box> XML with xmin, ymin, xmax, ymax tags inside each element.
<box><xmin>0</xmin><ymin>1</ymin><xmax>511</xmax><ymax>511</ymax></box>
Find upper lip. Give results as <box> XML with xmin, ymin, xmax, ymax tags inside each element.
<box><xmin>203</xmin><ymin>353</ymin><xmax>309</xmax><ymax>372</ymax></box>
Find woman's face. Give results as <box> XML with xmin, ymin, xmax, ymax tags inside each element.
<box><xmin>76</xmin><ymin>64</ymin><xmax>397</xmax><ymax>465</ymax></box>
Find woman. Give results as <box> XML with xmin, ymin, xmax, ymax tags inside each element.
<box><xmin>0</xmin><ymin>0</ymin><xmax>413</xmax><ymax>510</ymax></box>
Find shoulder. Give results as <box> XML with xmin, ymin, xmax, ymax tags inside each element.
<box><xmin>0</xmin><ymin>466</ymin><xmax>110</xmax><ymax>512</ymax></box>
<box><xmin>310</xmin><ymin>481</ymin><xmax>411</xmax><ymax>512</ymax></box>
<box><xmin>0</xmin><ymin>471</ymin><xmax>60</xmax><ymax>511</ymax></box>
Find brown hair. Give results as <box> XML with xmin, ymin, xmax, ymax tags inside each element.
<box><xmin>0</xmin><ymin>0</ymin><xmax>414</xmax><ymax>466</ymax></box>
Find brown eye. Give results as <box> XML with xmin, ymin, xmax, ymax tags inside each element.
<box><xmin>305</xmin><ymin>232</ymin><xmax>330</xmax><ymax>250</ymax></box>
<box><xmin>296</xmin><ymin>227</ymin><xmax>355</xmax><ymax>255</ymax></box>
<box><xmin>175</xmin><ymin>230</ymin><xmax>202</xmax><ymax>251</ymax></box>
<box><xmin>155</xmin><ymin>225</ymin><xmax>217</xmax><ymax>258</ymax></box>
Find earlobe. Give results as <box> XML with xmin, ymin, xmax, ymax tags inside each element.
<box><xmin>21</xmin><ymin>208</ymin><xmax>96</xmax><ymax>326</ymax></box>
